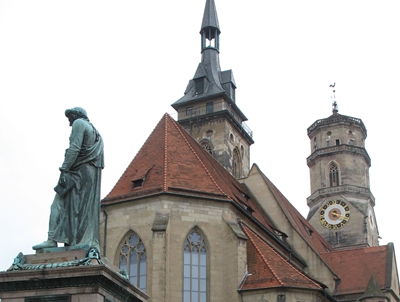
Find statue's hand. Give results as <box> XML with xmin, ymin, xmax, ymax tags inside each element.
<box><xmin>59</xmin><ymin>172</ymin><xmax>67</xmax><ymax>188</ymax></box>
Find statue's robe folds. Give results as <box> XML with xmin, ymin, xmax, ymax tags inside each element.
<box><xmin>49</xmin><ymin>118</ymin><xmax>104</xmax><ymax>250</ymax></box>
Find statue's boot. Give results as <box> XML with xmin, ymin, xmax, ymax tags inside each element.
<box><xmin>32</xmin><ymin>240</ymin><xmax>57</xmax><ymax>250</ymax></box>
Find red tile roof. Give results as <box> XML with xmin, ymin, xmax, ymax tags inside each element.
<box><xmin>240</xmin><ymin>223</ymin><xmax>323</xmax><ymax>291</ymax></box>
<box><xmin>320</xmin><ymin>245</ymin><xmax>390</xmax><ymax>295</ymax></box>
<box><xmin>253</xmin><ymin>164</ymin><xmax>333</xmax><ymax>255</ymax></box>
<box><xmin>102</xmin><ymin>114</ymin><xmax>276</xmax><ymax>234</ymax></box>
<box><xmin>103</xmin><ymin>113</ymin><xmax>229</xmax><ymax>203</ymax></box>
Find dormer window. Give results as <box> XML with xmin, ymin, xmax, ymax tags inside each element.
<box><xmin>304</xmin><ymin>225</ymin><xmax>313</xmax><ymax>238</ymax></box>
<box><xmin>194</xmin><ymin>77</ymin><xmax>204</xmax><ymax>95</ymax></box>
<box><xmin>132</xmin><ymin>178</ymin><xmax>144</xmax><ymax>189</ymax></box>
<box><xmin>131</xmin><ymin>165</ymin><xmax>153</xmax><ymax>190</ymax></box>
<box><xmin>274</xmin><ymin>230</ymin><xmax>287</xmax><ymax>243</ymax></box>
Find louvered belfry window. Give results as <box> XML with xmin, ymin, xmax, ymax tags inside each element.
<box><xmin>183</xmin><ymin>229</ymin><xmax>207</xmax><ymax>302</ymax></box>
<box><xmin>195</xmin><ymin>78</ymin><xmax>204</xmax><ymax>94</ymax></box>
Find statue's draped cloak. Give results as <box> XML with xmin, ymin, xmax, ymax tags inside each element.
<box><xmin>49</xmin><ymin>118</ymin><xmax>104</xmax><ymax>250</ymax></box>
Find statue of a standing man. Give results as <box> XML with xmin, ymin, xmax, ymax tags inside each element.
<box><xmin>33</xmin><ymin>107</ymin><xmax>104</xmax><ymax>251</ymax></box>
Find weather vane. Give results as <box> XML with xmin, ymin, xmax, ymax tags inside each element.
<box><xmin>330</xmin><ymin>82</ymin><xmax>338</xmax><ymax>114</ymax></box>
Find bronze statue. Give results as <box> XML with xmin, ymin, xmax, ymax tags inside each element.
<box><xmin>8</xmin><ymin>247</ymin><xmax>104</xmax><ymax>271</ymax></box>
<box><xmin>33</xmin><ymin>107</ymin><xmax>104</xmax><ymax>250</ymax></box>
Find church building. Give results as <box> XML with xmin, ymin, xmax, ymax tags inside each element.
<box><xmin>100</xmin><ymin>1</ymin><xmax>399</xmax><ymax>301</ymax></box>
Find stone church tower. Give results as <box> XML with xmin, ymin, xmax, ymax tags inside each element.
<box><xmin>306</xmin><ymin>99</ymin><xmax>379</xmax><ymax>250</ymax></box>
<box><xmin>171</xmin><ymin>0</ymin><xmax>254</xmax><ymax>179</ymax></box>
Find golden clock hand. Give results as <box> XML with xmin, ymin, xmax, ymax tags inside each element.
<box><xmin>332</xmin><ymin>212</ymin><xmax>345</xmax><ymax>219</ymax></box>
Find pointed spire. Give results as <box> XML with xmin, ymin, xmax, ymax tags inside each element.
<box><xmin>200</xmin><ymin>0</ymin><xmax>221</xmax><ymax>52</ymax></box>
<box><xmin>201</xmin><ymin>0</ymin><xmax>220</xmax><ymax>31</ymax></box>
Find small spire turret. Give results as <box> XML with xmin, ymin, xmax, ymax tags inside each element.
<box><xmin>200</xmin><ymin>0</ymin><xmax>221</xmax><ymax>52</ymax></box>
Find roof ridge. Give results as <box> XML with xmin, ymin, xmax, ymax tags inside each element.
<box><xmin>163</xmin><ymin>113</ymin><xmax>168</xmax><ymax>191</ymax></box>
<box><xmin>168</xmin><ymin>114</ymin><xmax>228</xmax><ymax>198</ymax></box>
<box><xmin>243</xmin><ymin>224</ymin><xmax>321</xmax><ymax>288</ymax></box>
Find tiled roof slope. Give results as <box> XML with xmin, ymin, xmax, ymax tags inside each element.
<box><xmin>102</xmin><ymin>114</ymin><xmax>276</xmax><ymax>233</ymax></box>
<box><xmin>320</xmin><ymin>244</ymin><xmax>394</xmax><ymax>295</ymax></box>
<box><xmin>240</xmin><ymin>224</ymin><xmax>323</xmax><ymax>291</ymax></box>
<box><xmin>252</xmin><ymin>164</ymin><xmax>333</xmax><ymax>255</ymax></box>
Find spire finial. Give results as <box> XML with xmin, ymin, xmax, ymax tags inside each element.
<box><xmin>330</xmin><ymin>83</ymin><xmax>338</xmax><ymax>114</ymax></box>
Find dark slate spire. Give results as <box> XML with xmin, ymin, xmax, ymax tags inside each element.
<box><xmin>172</xmin><ymin>0</ymin><xmax>243</xmax><ymax>119</ymax></box>
<box><xmin>201</xmin><ymin>0</ymin><xmax>220</xmax><ymax>30</ymax></box>
<box><xmin>200</xmin><ymin>0</ymin><xmax>221</xmax><ymax>52</ymax></box>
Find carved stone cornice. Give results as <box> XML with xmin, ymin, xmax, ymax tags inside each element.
<box><xmin>0</xmin><ymin>265</ymin><xmax>148</xmax><ymax>301</ymax></box>
<box><xmin>307</xmin><ymin>114</ymin><xmax>367</xmax><ymax>137</ymax></box>
<box><xmin>307</xmin><ymin>184</ymin><xmax>375</xmax><ymax>208</ymax></box>
<box><xmin>307</xmin><ymin>144</ymin><xmax>371</xmax><ymax>167</ymax></box>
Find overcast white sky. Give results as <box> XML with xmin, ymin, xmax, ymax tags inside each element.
<box><xmin>0</xmin><ymin>0</ymin><xmax>399</xmax><ymax>271</ymax></box>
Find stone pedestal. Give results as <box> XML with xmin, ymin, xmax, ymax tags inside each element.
<box><xmin>0</xmin><ymin>248</ymin><xmax>148</xmax><ymax>302</ymax></box>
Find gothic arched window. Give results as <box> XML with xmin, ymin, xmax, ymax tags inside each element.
<box><xmin>329</xmin><ymin>163</ymin><xmax>339</xmax><ymax>187</ymax></box>
<box><xmin>183</xmin><ymin>228</ymin><xmax>207</xmax><ymax>302</ymax></box>
<box><xmin>118</xmin><ymin>231</ymin><xmax>147</xmax><ymax>292</ymax></box>
<box><xmin>200</xmin><ymin>140</ymin><xmax>213</xmax><ymax>155</ymax></box>
<box><xmin>232</xmin><ymin>148</ymin><xmax>241</xmax><ymax>178</ymax></box>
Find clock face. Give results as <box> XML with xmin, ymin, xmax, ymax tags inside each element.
<box><xmin>319</xmin><ymin>200</ymin><xmax>350</xmax><ymax>229</ymax></box>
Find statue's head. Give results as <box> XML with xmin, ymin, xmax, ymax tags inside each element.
<box><xmin>86</xmin><ymin>247</ymin><xmax>100</xmax><ymax>260</ymax></box>
<box><xmin>12</xmin><ymin>252</ymin><xmax>26</xmax><ymax>265</ymax></box>
<box><xmin>65</xmin><ymin>107</ymin><xmax>89</xmax><ymax>126</ymax></box>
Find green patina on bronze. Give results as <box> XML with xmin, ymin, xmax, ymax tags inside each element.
<box><xmin>33</xmin><ymin>107</ymin><xmax>104</xmax><ymax>251</ymax></box>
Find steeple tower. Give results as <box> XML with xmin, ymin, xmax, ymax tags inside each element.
<box><xmin>172</xmin><ymin>0</ymin><xmax>254</xmax><ymax>179</ymax></box>
<box><xmin>306</xmin><ymin>91</ymin><xmax>379</xmax><ymax>250</ymax></box>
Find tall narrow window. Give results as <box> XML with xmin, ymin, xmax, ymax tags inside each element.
<box><xmin>232</xmin><ymin>148</ymin><xmax>241</xmax><ymax>178</ymax></box>
<box><xmin>183</xmin><ymin>229</ymin><xmax>207</xmax><ymax>302</ymax></box>
<box><xmin>206</xmin><ymin>102</ymin><xmax>213</xmax><ymax>114</ymax></box>
<box><xmin>119</xmin><ymin>232</ymin><xmax>147</xmax><ymax>292</ymax></box>
<box><xmin>329</xmin><ymin>163</ymin><xmax>339</xmax><ymax>187</ymax></box>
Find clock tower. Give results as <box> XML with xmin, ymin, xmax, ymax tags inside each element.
<box><xmin>306</xmin><ymin>99</ymin><xmax>379</xmax><ymax>250</ymax></box>
<box><xmin>171</xmin><ymin>0</ymin><xmax>254</xmax><ymax>179</ymax></box>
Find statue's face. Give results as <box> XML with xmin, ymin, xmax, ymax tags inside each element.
<box><xmin>88</xmin><ymin>248</ymin><xmax>99</xmax><ymax>259</ymax></box>
<box><xmin>67</xmin><ymin>114</ymin><xmax>78</xmax><ymax>126</ymax></box>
